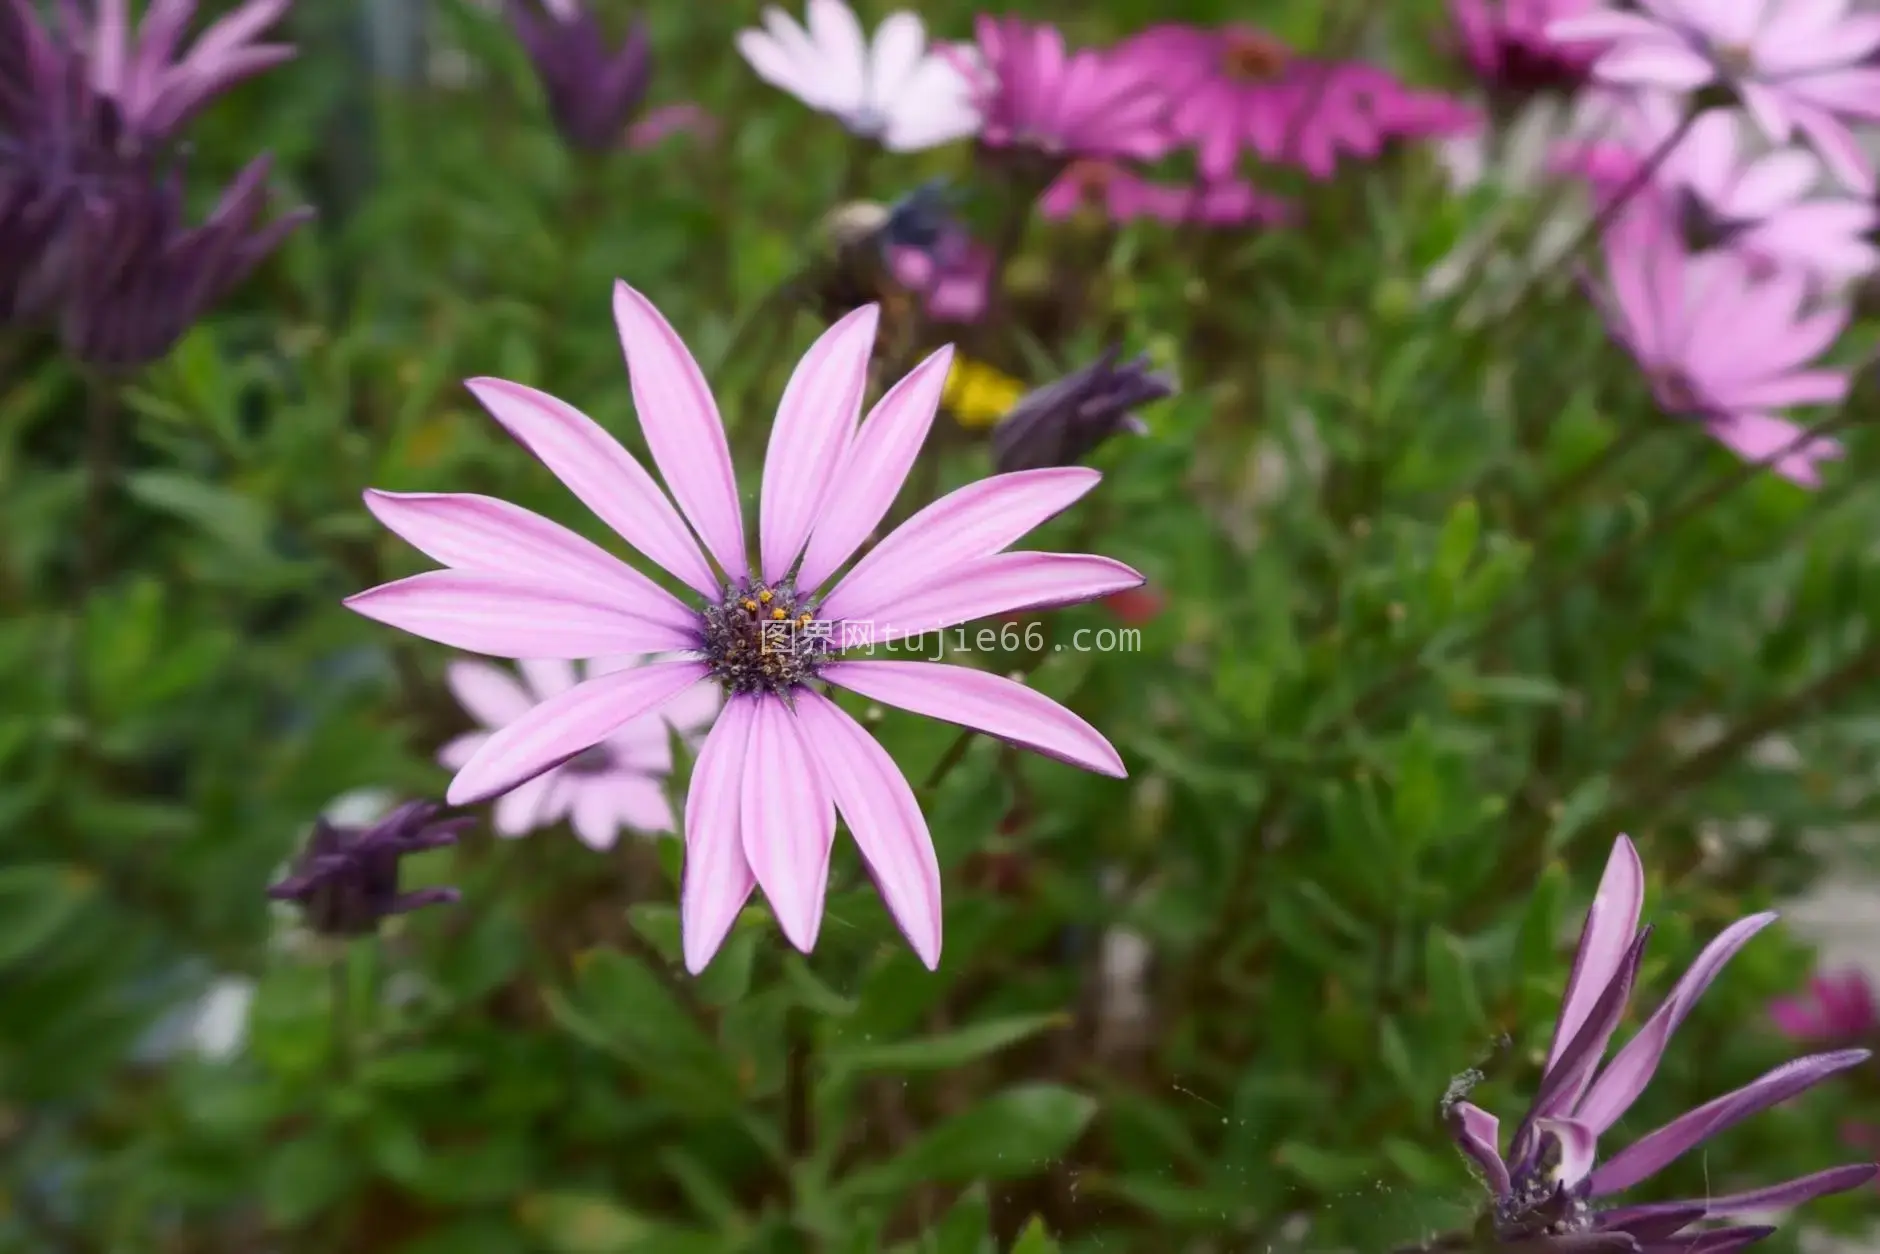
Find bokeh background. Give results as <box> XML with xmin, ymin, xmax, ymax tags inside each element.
<box><xmin>3</xmin><ymin>0</ymin><xmax>1880</xmax><ymax>1251</ymax></box>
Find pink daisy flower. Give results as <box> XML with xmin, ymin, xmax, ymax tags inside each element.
<box><xmin>1548</xmin><ymin>0</ymin><xmax>1880</xmax><ymax>193</ymax></box>
<box><xmin>1452</xmin><ymin>0</ymin><xmax>1605</xmax><ymax>99</ymax></box>
<box><xmin>1591</xmin><ymin>198</ymin><xmax>1849</xmax><ymax>487</ymax></box>
<box><xmin>1557</xmin><ymin>96</ymin><xmax>1880</xmax><ymax>286</ymax></box>
<box><xmin>346</xmin><ymin>285</ymin><xmax>1139</xmax><ymax>973</ymax></box>
<box><xmin>1115</xmin><ymin>24</ymin><xmax>1475</xmax><ymax>180</ymax></box>
<box><xmin>1770</xmin><ymin>968</ymin><xmax>1879</xmax><ymax>1043</ymax></box>
<box><xmin>438</xmin><ymin>656</ymin><xmax>719</xmax><ymax>849</ymax></box>
<box><xmin>951</xmin><ymin>15</ymin><xmax>1173</xmax><ymax>162</ymax></box>
<box><xmin>1038</xmin><ymin>160</ymin><xmax>1292</xmax><ymax>227</ymax></box>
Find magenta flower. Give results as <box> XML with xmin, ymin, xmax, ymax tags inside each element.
<box><xmin>1770</xmin><ymin>968</ymin><xmax>1879</xmax><ymax>1044</ymax></box>
<box><xmin>1038</xmin><ymin>160</ymin><xmax>1292</xmax><ymax>228</ymax></box>
<box><xmin>1549</xmin><ymin>0</ymin><xmax>1880</xmax><ymax>193</ymax></box>
<box><xmin>888</xmin><ymin>227</ymin><xmax>993</xmax><ymax>323</ymax></box>
<box><xmin>951</xmin><ymin>16</ymin><xmax>1172</xmax><ymax>163</ymax></box>
<box><xmin>66</xmin><ymin>0</ymin><xmax>295</xmax><ymax>147</ymax></box>
<box><xmin>1446</xmin><ymin>835</ymin><xmax>1876</xmax><ymax>1252</ymax></box>
<box><xmin>436</xmin><ymin>656</ymin><xmax>719</xmax><ymax>849</ymax></box>
<box><xmin>1452</xmin><ymin>0</ymin><xmax>1604</xmax><ymax>98</ymax></box>
<box><xmin>346</xmin><ymin>286</ymin><xmax>1139</xmax><ymax>973</ymax></box>
<box><xmin>1560</xmin><ymin>98</ymin><xmax>1879</xmax><ymax>286</ymax></box>
<box><xmin>1590</xmin><ymin>195</ymin><xmax>1848</xmax><ymax>487</ymax></box>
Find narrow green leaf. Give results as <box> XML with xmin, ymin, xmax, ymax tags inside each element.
<box><xmin>837</xmin><ymin>1085</ymin><xmax>1097</xmax><ymax>1201</ymax></box>
<box><xmin>827</xmin><ymin>1012</ymin><xmax>1066</xmax><ymax>1077</ymax></box>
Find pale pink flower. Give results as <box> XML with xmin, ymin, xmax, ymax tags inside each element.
<box><xmin>347</xmin><ymin>285</ymin><xmax>1138</xmax><ymax>973</ymax></box>
<box><xmin>1549</xmin><ymin>0</ymin><xmax>1880</xmax><ymax>193</ymax></box>
<box><xmin>951</xmin><ymin>15</ymin><xmax>1172</xmax><ymax>162</ymax></box>
<box><xmin>439</xmin><ymin>657</ymin><xmax>718</xmax><ymax>850</ymax></box>
<box><xmin>1038</xmin><ymin>160</ymin><xmax>1292</xmax><ymax>227</ymax></box>
<box><xmin>1591</xmin><ymin>196</ymin><xmax>1849</xmax><ymax>487</ymax></box>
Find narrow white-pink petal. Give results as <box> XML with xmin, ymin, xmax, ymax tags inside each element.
<box><xmin>798</xmin><ymin>345</ymin><xmax>954</xmax><ymax>595</ymax></box>
<box><xmin>760</xmin><ymin>304</ymin><xmax>878</xmax><ymax>583</ymax></box>
<box><xmin>445</xmin><ymin>659</ymin><xmax>533</xmax><ymax>728</ymax></box>
<box><xmin>1547</xmin><ymin>835</ymin><xmax>1646</xmax><ymax>1070</ymax></box>
<box><xmin>464</xmin><ymin>378</ymin><xmax>720</xmax><ymax>597</ymax></box>
<box><xmin>684</xmin><ymin>697</ymin><xmax>760</xmax><ymax>973</ymax></box>
<box><xmin>346</xmin><ymin>571</ymin><xmax>696</xmax><ymax>659</ymax></box>
<box><xmin>612</xmin><ymin>283</ymin><xmax>748</xmax><ymax>578</ymax></box>
<box><xmin>447</xmin><ymin>660</ymin><xmax>710</xmax><ymax>805</ymax></box>
<box><xmin>493</xmin><ymin>771</ymin><xmax>561</xmax><ymax>837</ymax></box>
<box><xmin>613</xmin><ymin>776</ymin><xmax>676</xmax><ymax>835</ymax></box>
<box><xmin>362</xmin><ymin>490</ymin><xmax>696</xmax><ymax>632</ymax></box>
<box><xmin>568</xmin><ymin>780</ymin><xmax>625</xmax><ymax>851</ymax></box>
<box><xmin>823</xmin><ymin>659</ymin><xmax>1126</xmax><ymax>777</ymax></box>
<box><xmin>741</xmin><ymin>698</ymin><xmax>837</xmax><ymax>953</ymax></box>
<box><xmin>520</xmin><ymin>658</ymin><xmax>579</xmax><ymax>701</ymax></box>
<box><xmin>794</xmin><ymin>689</ymin><xmax>943</xmax><ymax>969</ymax></box>
<box><xmin>819</xmin><ymin>468</ymin><xmax>1103</xmax><ymax>622</ymax></box>
<box><xmin>874</xmin><ymin>552</ymin><xmax>1145</xmax><ymax>643</ymax></box>
<box><xmin>437</xmin><ymin>730</ymin><xmax>488</xmax><ymax>771</ymax></box>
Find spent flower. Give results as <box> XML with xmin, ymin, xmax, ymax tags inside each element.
<box><xmin>1443</xmin><ymin>835</ymin><xmax>1876</xmax><ymax>1253</ymax></box>
<box><xmin>991</xmin><ymin>349</ymin><xmax>1173</xmax><ymax>474</ymax></box>
<box><xmin>736</xmin><ymin>0</ymin><xmax>979</xmax><ymax>152</ymax></box>
<box><xmin>506</xmin><ymin>0</ymin><xmax>653</xmax><ymax>153</ymax></box>
<box><xmin>440</xmin><ymin>656</ymin><xmax>718</xmax><ymax>849</ymax></box>
<box><xmin>268</xmin><ymin>801</ymin><xmax>470</xmax><ymax>938</ymax></box>
<box><xmin>347</xmin><ymin>284</ymin><xmax>1140</xmax><ymax>973</ymax></box>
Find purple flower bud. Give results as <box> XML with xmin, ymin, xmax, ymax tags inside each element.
<box><xmin>268</xmin><ymin>801</ymin><xmax>472</xmax><ymax>938</ymax></box>
<box><xmin>505</xmin><ymin>0</ymin><xmax>654</xmax><ymax>154</ymax></box>
<box><xmin>991</xmin><ymin>349</ymin><xmax>1173</xmax><ymax>474</ymax></box>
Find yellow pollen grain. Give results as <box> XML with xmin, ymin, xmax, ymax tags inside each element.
<box><xmin>742</xmin><ymin>599</ymin><xmax>759</xmax><ymax>612</ymax></box>
<box><xmin>797</xmin><ymin>612</ymin><xmax>812</xmax><ymax>626</ymax></box>
<box><xmin>758</xmin><ymin>589</ymin><xmax>773</xmax><ymax>603</ymax></box>
<box><xmin>771</xmin><ymin>608</ymin><xmax>787</xmax><ymax>620</ymax></box>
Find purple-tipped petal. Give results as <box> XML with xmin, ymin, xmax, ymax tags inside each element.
<box><xmin>820</xmin><ymin>467</ymin><xmax>1103</xmax><ymax>623</ymax></box>
<box><xmin>1447</xmin><ymin>1100</ymin><xmax>1510</xmax><ymax>1196</ymax></box>
<box><xmin>740</xmin><ymin>698</ymin><xmax>836</xmax><ymax>953</ymax></box>
<box><xmin>612</xmin><ymin>283</ymin><xmax>747</xmax><ymax>578</ymax></box>
<box><xmin>683</xmin><ymin>697</ymin><xmax>759</xmax><ymax>973</ymax></box>
<box><xmin>447</xmin><ymin>660</ymin><xmax>711</xmax><ymax>805</ymax></box>
<box><xmin>344</xmin><ymin>570</ymin><xmax>695</xmax><ymax>659</ymax></box>
<box><xmin>1519</xmin><ymin>928</ymin><xmax>1653</xmax><ymax>1156</ymax></box>
<box><xmin>361</xmin><ymin>490</ymin><xmax>696</xmax><ymax>633</ymax></box>
<box><xmin>1599</xmin><ymin>1203</ymin><xmax>1707</xmax><ymax>1243</ymax></box>
<box><xmin>797</xmin><ymin>345</ymin><xmax>954</xmax><ymax>595</ymax></box>
<box><xmin>1548</xmin><ymin>836</ymin><xmax>1647</xmax><ymax>1071</ymax></box>
<box><xmin>872</xmin><ymin>552</ymin><xmax>1144</xmax><ymax>643</ymax></box>
<box><xmin>822</xmin><ymin>659</ymin><xmax>1125</xmax><ymax>777</ymax></box>
<box><xmin>794</xmin><ymin>689</ymin><xmax>943</xmax><ymax>969</ymax></box>
<box><xmin>1602</xmin><ymin>1163</ymin><xmax>1879</xmax><ymax>1232</ymax></box>
<box><xmin>1578</xmin><ymin>912</ymin><xmax>1779</xmax><ymax>1134</ymax></box>
<box><xmin>1589</xmin><ymin>1049</ymin><xmax>1873</xmax><ymax>1197</ymax></box>
<box><xmin>465</xmin><ymin>377</ymin><xmax>720</xmax><ymax>597</ymax></box>
<box><xmin>759</xmin><ymin>304</ymin><xmax>877</xmax><ymax>583</ymax></box>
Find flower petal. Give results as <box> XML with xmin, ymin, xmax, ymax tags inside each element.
<box><xmin>1600</xmin><ymin>1163</ymin><xmax>1879</xmax><ymax>1231</ymax></box>
<box><xmin>872</xmin><ymin>552</ymin><xmax>1144</xmax><ymax>643</ymax></box>
<box><xmin>1535</xmin><ymin>1116</ymin><xmax>1599</xmax><ymax>1188</ymax></box>
<box><xmin>797</xmin><ymin>345</ymin><xmax>953</xmax><ymax>595</ymax></box>
<box><xmin>362</xmin><ymin>490</ymin><xmax>696</xmax><ymax>633</ymax></box>
<box><xmin>464</xmin><ymin>377</ymin><xmax>719</xmax><ymax>597</ymax></box>
<box><xmin>1446</xmin><ymin>1101</ymin><xmax>1510</xmax><ymax>1196</ymax></box>
<box><xmin>345</xmin><ymin>570</ymin><xmax>696</xmax><ymax>659</ymax></box>
<box><xmin>682</xmin><ymin>696</ymin><xmax>760</xmax><ymax>973</ymax></box>
<box><xmin>492</xmin><ymin>770</ymin><xmax>561</xmax><ymax>837</ymax></box>
<box><xmin>1547</xmin><ymin>835</ymin><xmax>1647</xmax><ymax>1070</ymax></box>
<box><xmin>612</xmin><ymin>283</ymin><xmax>748</xmax><ymax>577</ymax></box>
<box><xmin>741</xmin><ymin>698</ymin><xmax>836</xmax><ymax>953</ymax></box>
<box><xmin>1589</xmin><ymin>1048</ymin><xmax>1872</xmax><ymax>1196</ymax></box>
<box><xmin>445</xmin><ymin>659</ymin><xmax>534</xmax><ymax>728</ymax></box>
<box><xmin>447</xmin><ymin>660</ymin><xmax>711</xmax><ymax>805</ymax></box>
<box><xmin>794</xmin><ymin>689</ymin><xmax>942</xmax><ymax>969</ymax></box>
<box><xmin>822</xmin><ymin>659</ymin><xmax>1125</xmax><ymax>776</ymax></box>
<box><xmin>819</xmin><ymin>467</ymin><xmax>1102</xmax><ymax>623</ymax></box>
<box><xmin>760</xmin><ymin>304</ymin><xmax>877</xmax><ymax>583</ymax></box>
<box><xmin>1519</xmin><ymin>928</ymin><xmax>1652</xmax><ymax>1156</ymax></box>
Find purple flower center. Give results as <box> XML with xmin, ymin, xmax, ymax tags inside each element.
<box><xmin>1066</xmin><ymin>160</ymin><xmax>1113</xmax><ymax>207</ymax></box>
<box><xmin>1651</xmin><ymin>367</ymin><xmax>1706</xmax><ymax>416</ymax></box>
<box><xmin>1713</xmin><ymin>41</ymin><xmax>1755</xmax><ymax>78</ymax></box>
<box><xmin>1496</xmin><ymin>1137</ymin><xmax>1593</xmax><ymax>1241</ymax></box>
<box><xmin>699</xmin><ymin>579</ymin><xmax>833</xmax><ymax>697</ymax></box>
<box><xmin>1220</xmin><ymin>28</ymin><xmax>1290</xmax><ymax>82</ymax></box>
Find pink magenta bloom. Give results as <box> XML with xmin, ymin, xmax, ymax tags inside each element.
<box><xmin>1038</xmin><ymin>160</ymin><xmax>1292</xmax><ymax>227</ymax></box>
<box><xmin>1591</xmin><ymin>196</ymin><xmax>1849</xmax><ymax>487</ymax></box>
<box><xmin>953</xmin><ymin>15</ymin><xmax>1172</xmax><ymax>161</ymax></box>
<box><xmin>346</xmin><ymin>285</ymin><xmax>1139</xmax><ymax>973</ymax></box>
<box><xmin>1453</xmin><ymin>0</ymin><xmax>1604</xmax><ymax>97</ymax></box>
<box><xmin>888</xmin><ymin>228</ymin><xmax>993</xmax><ymax>323</ymax></box>
<box><xmin>67</xmin><ymin>0</ymin><xmax>294</xmax><ymax>145</ymax></box>
<box><xmin>438</xmin><ymin>656</ymin><xmax>718</xmax><ymax>849</ymax></box>
<box><xmin>1447</xmin><ymin>835</ymin><xmax>1876</xmax><ymax>1249</ymax></box>
<box><xmin>1549</xmin><ymin>0</ymin><xmax>1880</xmax><ymax>193</ymax></box>
<box><xmin>1770</xmin><ymin>968</ymin><xmax>1879</xmax><ymax>1043</ymax></box>
<box><xmin>1556</xmin><ymin>96</ymin><xmax>1880</xmax><ymax>286</ymax></box>
<box><xmin>1115</xmin><ymin>24</ymin><xmax>1475</xmax><ymax>180</ymax></box>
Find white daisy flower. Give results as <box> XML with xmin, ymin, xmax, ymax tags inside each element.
<box><xmin>735</xmin><ymin>0</ymin><xmax>981</xmax><ymax>151</ymax></box>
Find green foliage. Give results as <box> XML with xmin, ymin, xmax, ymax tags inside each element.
<box><xmin>2</xmin><ymin>0</ymin><xmax>1878</xmax><ymax>1252</ymax></box>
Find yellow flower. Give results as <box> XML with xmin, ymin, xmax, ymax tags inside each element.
<box><xmin>943</xmin><ymin>356</ymin><xmax>1027</xmax><ymax>429</ymax></box>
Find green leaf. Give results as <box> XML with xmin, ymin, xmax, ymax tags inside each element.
<box><xmin>827</xmin><ymin>1012</ymin><xmax>1067</xmax><ymax>1078</ymax></box>
<box><xmin>1429</xmin><ymin>497</ymin><xmax>1480</xmax><ymax>599</ymax></box>
<box><xmin>1009</xmin><ymin>1217</ymin><xmax>1061</xmax><ymax>1254</ymax></box>
<box><xmin>262</xmin><ymin>1129</ymin><xmax>362</xmax><ymax>1227</ymax></box>
<box><xmin>837</xmin><ymin>1084</ymin><xmax>1097</xmax><ymax>1201</ymax></box>
<box><xmin>0</xmin><ymin>864</ymin><xmax>92</xmax><ymax>969</ymax></box>
<box><xmin>1273</xmin><ymin>1141</ymin><xmax>1373</xmax><ymax>1193</ymax></box>
<box><xmin>1513</xmin><ymin>860</ymin><xmax>1569</xmax><ymax>985</ymax></box>
<box><xmin>923</xmin><ymin>1185</ymin><xmax>992</xmax><ymax>1254</ymax></box>
<box><xmin>356</xmin><ymin>1048</ymin><xmax>476</xmax><ymax>1090</ymax></box>
<box><xmin>1424</xmin><ymin>928</ymin><xmax>1485</xmax><ymax>1032</ymax></box>
<box><xmin>546</xmin><ymin>949</ymin><xmax>738</xmax><ymax>1110</ymax></box>
<box><xmin>124</xmin><ymin>470</ymin><xmax>275</xmax><ymax>561</ymax></box>
<box><xmin>1544</xmin><ymin>776</ymin><xmax>1611</xmax><ymax>855</ymax></box>
<box><xmin>516</xmin><ymin>1192</ymin><xmax>681</xmax><ymax>1254</ymax></box>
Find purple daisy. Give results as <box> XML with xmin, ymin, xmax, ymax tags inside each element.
<box><xmin>346</xmin><ymin>285</ymin><xmax>1139</xmax><ymax>973</ymax></box>
<box><xmin>1446</xmin><ymin>835</ymin><xmax>1876</xmax><ymax>1253</ymax></box>
<box><xmin>437</xmin><ymin>655</ymin><xmax>719</xmax><ymax>850</ymax></box>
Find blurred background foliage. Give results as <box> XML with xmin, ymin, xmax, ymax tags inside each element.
<box><xmin>2</xmin><ymin>0</ymin><xmax>1878</xmax><ymax>1251</ymax></box>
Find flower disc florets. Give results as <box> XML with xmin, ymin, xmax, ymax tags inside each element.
<box><xmin>1495</xmin><ymin>1161</ymin><xmax>1592</xmax><ymax>1241</ymax></box>
<box><xmin>701</xmin><ymin>578</ymin><xmax>832</xmax><ymax>697</ymax></box>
